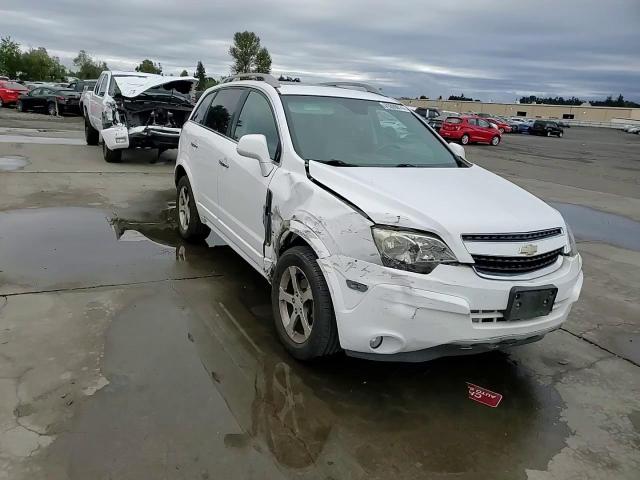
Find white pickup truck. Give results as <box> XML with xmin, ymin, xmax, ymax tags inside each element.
<box><xmin>82</xmin><ymin>71</ymin><xmax>197</xmax><ymax>162</ymax></box>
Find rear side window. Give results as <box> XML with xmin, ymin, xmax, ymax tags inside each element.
<box><xmin>445</xmin><ymin>117</ymin><xmax>462</xmax><ymax>124</ymax></box>
<box><xmin>233</xmin><ymin>91</ymin><xmax>280</xmax><ymax>160</ymax></box>
<box><xmin>191</xmin><ymin>91</ymin><xmax>216</xmax><ymax>124</ymax></box>
<box><xmin>203</xmin><ymin>88</ymin><xmax>244</xmax><ymax>136</ymax></box>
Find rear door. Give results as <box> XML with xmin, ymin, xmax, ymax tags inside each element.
<box><xmin>218</xmin><ymin>89</ymin><xmax>281</xmax><ymax>268</ymax></box>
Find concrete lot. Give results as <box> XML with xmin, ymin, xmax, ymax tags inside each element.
<box><xmin>0</xmin><ymin>108</ymin><xmax>639</xmax><ymax>479</ymax></box>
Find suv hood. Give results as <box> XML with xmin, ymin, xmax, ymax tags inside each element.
<box><xmin>113</xmin><ymin>75</ymin><xmax>197</xmax><ymax>98</ymax></box>
<box><xmin>308</xmin><ymin>161</ymin><xmax>565</xmax><ymax>240</ymax></box>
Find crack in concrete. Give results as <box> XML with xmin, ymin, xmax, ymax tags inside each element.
<box><xmin>560</xmin><ymin>327</ymin><xmax>639</xmax><ymax>368</ymax></box>
<box><xmin>1</xmin><ymin>273</ymin><xmax>224</xmax><ymax>298</ymax></box>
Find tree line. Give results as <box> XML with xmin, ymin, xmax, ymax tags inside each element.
<box><xmin>0</xmin><ymin>31</ymin><xmax>273</xmax><ymax>92</ymax></box>
<box><xmin>519</xmin><ymin>94</ymin><xmax>639</xmax><ymax>108</ymax></box>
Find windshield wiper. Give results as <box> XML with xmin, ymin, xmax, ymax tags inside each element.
<box><xmin>323</xmin><ymin>159</ymin><xmax>358</xmax><ymax>167</ymax></box>
<box><xmin>394</xmin><ymin>163</ymin><xmax>419</xmax><ymax>167</ymax></box>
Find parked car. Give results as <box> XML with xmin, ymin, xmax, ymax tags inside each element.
<box><xmin>486</xmin><ymin>117</ymin><xmax>512</xmax><ymax>134</ymax></box>
<box><xmin>511</xmin><ymin>119</ymin><xmax>534</xmax><ymax>134</ymax></box>
<box><xmin>439</xmin><ymin>115</ymin><xmax>502</xmax><ymax>145</ymax></box>
<box><xmin>68</xmin><ymin>79</ymin><xmax>97</xmax><ymax>93</ymax></box>
<box><xmin>413</xmin><ymin>107</ymin><xmax>443</xmax><ymax>130</ymax></box>
<box><xmin>0</xmin><ymin>80</ymin><xmax>29</xmax><ymax>107</ymax></box>
<box><xmin>530</xmin><ymin>120</ymin><xmax>564</xmax><ymax>137</ymax></box>
<box><xmin>16</xmin><ymin>87</ymin><xmax>82</xmax><ymax>115</ymax></box>
<box><xmin>174</xmin><ymin>74</ymin><xmax>582</xmax><ymax>362</ymax></box>
<box><xmin>627</xmin><ymin>126</ymin><xmax>640</xmax><ymax>134</ymax></box>
<box><xmin>83</xmin><ymin>70</ymin><xmax>197</xmax><ymax>162</ymax></box>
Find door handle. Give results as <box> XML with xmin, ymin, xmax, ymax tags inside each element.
<box><xmin>218</xmin><ymin>158</ymin><xmax>229</xmax><ymax>168</ymax></box>
<box><xmin>190</xmin><ymin>142</ymin><xmax>198</xmax><ymax>149</ymax></box>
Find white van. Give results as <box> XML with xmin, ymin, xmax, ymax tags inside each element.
<box><xmin>174</xmin><ymin>74</ymin><xmax>583</xmax><ymax>362</ymax></box>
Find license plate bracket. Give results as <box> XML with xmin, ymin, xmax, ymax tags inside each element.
<box><xmin>504</xmin><ymin>285</ymin><xmax>558</xmax><ymax>321</ymax></box>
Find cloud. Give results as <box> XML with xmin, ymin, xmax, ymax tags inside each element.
<box><xmin>1</xmin><ymin>0</ymin><xmax>638</xmax><ymax>101</ymax></box>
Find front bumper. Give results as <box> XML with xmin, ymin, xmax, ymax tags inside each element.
<box><xmin>102</xmin><ymin>125</ymin><xmax>182</xmax><ymax>150</ymax></box>
<box><xmin>318</xmin><ymin>254</ymin><xmax>583</xmax><ymax>361</ymax></box>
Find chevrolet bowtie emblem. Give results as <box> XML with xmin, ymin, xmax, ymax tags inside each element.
<box><xmin>519</xmin><ymin>244</ymin><xmax>538</xmax><ymax>256</ymax></box>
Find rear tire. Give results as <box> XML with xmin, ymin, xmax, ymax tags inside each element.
<box><xmin>272</xmin><ymin>246</ymin><xmax>340</xmax><ymax>360</ymax></box>
<box><xmin>460</xmin><ymin>134</ymin><xmax>470</xmax><ymax>145</ymax></box>
<box><xmin>558</xmin><ymin>131</ymin><xmax>563</xmax><ymax>138</ymax></box>
<box><xmin>491</xmin><ymin>135</ymin><xmax>501</xmax><ymax>146</ymax></box>
<box><xmin>47</xmin><ymin>102</ymin><xmax>57</xmax><ymax>116</ymax></box>
<box><xmin>546</xmin><ymin>131</ymin><xmax>551</xmax><ymax>137</ymax></box>
<box><xmin>16</xmin><ymin>100</ymin><xmax>24</xmax><ymax>112</ymax></box>
<box><xmin>85</xmin><ymin>115</ymin><xmax>99</xmax><ymax>145</ymax></box>
<box><xmin>0</xmin><ymin>98</ymin><xmax>4</xmax><ymax>108</ymax></box>
<box><xmin>176</xmin><ymin>175</ymin><xmax>210</xmax><ymax>242</ymax></box>
<box><xmin>102</xmin><ymin>142</ymin><xmax>122</xmax><ymax>163</ymax></box>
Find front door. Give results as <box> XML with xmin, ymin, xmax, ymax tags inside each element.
<box><xmin>218</xmin><ymin>90</ymin><xmax>281</xmax><ymax>268</ymax></box>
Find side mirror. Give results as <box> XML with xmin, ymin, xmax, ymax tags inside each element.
<box><xmin>236</xmin><ymin>134</ymin><xmax>274</xmax><ymax>177</ymax></box>
<box><xmin>448</xmin><ymin>142</ymin><xmax>466</xmax><ymax>160</ymax></box>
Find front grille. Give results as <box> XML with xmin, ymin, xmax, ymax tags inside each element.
<box><xmin>462</xmin><ymin>228</ymin><xmax>562</xmax><ymax>242</ymax></box>
<box><xmin>472</xmin><ymin>248</ymin><xmax>563</xmax><ymax>275</ymax></box>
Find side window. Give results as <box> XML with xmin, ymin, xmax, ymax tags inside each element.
<box><xmin>478</xmin><ymin>119</ymin><xmax>491</xmax><ymax>128</ymax></box>
<box><xmin>107</xmin><ymin>77</ymin><xmax>119</xmax><ymax>96</ymax></box>
<box><xmin>468</xmin><ymin>118</ymin><xmax>477</xmax><ymax>126</ymax></box>
<box><xmin>94</xmin><ymin>75</ymin><xmax>103</xmax><ymax>94</ymax></box>
<box><xmin>233</xmin><ymin>91</ymin><xmax>280</xmax><ymax>160</ymax></box>
<box><xmin>97</xmin><ymin>75</ymin><xmax>108</xmax><ymax>97</ymax></box>
<box><xmin>191</xmin><ymin>91</ymin><xmax>216</xmax><ymax>124</ymax></box>
<box><xmin>203</xmin><ymin>88</ymin><xmax>244</xmax><ymax>136</ymax></box>
<box><xmin>30</xmin><ymin>88</ymin><xmax>42</xmax><ymax>96</ymax></box>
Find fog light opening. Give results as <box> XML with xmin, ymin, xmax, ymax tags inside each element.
<box><xmin>369</xmin><ymin>336</ymin><xmax>383</xmax><ymax>349</ymax></box>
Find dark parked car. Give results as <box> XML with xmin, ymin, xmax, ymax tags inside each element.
<box><xmin>414</xmin><ymin>107</ymin><xmax>442</xmax><ymax>130</ymax></box>
<box><xmin>17</xmin><ymin>87</ymin><xmax>82</xmax><ymax>115</ymax></box>
<box><xmin>530</xmin><ymin>120</ymin><xmax>564</xmax><ymax>137</ymax></box>
<box><xmin>67</xmin><ymin>79</ymin><xmax>97</xmax><ymax>93</ymax></box>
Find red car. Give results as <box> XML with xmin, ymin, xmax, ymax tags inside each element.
<box><xmin>486</xmin><ymin>117</ymin><xmax>512</xmax><ymax>134</ymax></box>
<box><xmin>439</xmin><ymin>116</ymin><xmax>502</xmax><ymax>146</ymax></box>
<box><xmin>0</xmin><ymin>81</ymin><xmax>29</xmax><ymax>107</ymax></box>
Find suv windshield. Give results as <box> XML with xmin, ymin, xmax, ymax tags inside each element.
<box><xmin>281</xmin><ymin>95</ymin><xmax>459</xmax><ymax>168</ymax></box>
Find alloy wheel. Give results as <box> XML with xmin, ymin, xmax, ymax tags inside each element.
<box><xmin>178</xmin><ymin>186</ymin><xmax>191</xmax><ymax>231</ymax></box>
<box><xmin>278</xmin><ymin>266</ymin><xmax>314</xmax><ymax>344</ymax></box>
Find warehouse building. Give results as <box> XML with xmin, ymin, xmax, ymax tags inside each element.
<box><xmin>402</xmin><ymin>99</ymin><xmax>640</xmax><ymax>126</ymax></box>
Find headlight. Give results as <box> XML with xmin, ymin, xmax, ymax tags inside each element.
<box><xmin>565</xmin><ymin>224</ymin><xmax>578</xmax><ymax>256</ymax></box>
<box><xmin>372</xmin><ymin>227</ymin><xmax>458</xmax><ymax>274</ymax></box>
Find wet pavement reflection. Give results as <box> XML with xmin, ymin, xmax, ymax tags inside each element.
<box><xmin>0</xmin><ymin>207</ymin><xmax>571</xmax><ymax>478</ymax></box>
<box><xmin>552</xmin><ymin>202</ymin><xmax>640</xmax><ymax>251</ymax></box>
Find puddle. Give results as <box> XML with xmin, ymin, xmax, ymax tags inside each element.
<box><xmin>0</xmin><ymin>206</ymin><xmax>572</xmax><ymax>478</ymax></box>
<box><xmin>0</xmin><ymin>207</ymin><xmax>223</xmax><ymax>295</ymax></box>
<box><xmin>0</xmin><ymin>155</ymin><xmax>29</xmax><ymax>171</ymax></box>
<box><xmin>551</xmin><ymin>202</ymin><xmax>640</xmax><ymax>251</ymax></box>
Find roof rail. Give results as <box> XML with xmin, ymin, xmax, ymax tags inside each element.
<box><xmin>220</xmin><ymin>73</ymin><xmax>281</xmax><ymax>88</ymax></box>
<box><xmin>319</xmin><ymin>81</ymin><xmax>381</xmax><ymax>94</ymax></box>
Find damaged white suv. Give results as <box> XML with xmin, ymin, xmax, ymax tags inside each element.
<box><xmin>83</xmin><ymin>71</ymin><xmax>197</xmax><ymax>162</ymax></box>
<box><xmin>175</xmin><ymin>74</ymin><xmax>583</xmax><ymax>362</ymax></box>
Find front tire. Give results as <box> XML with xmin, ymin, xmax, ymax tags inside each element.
<box><xmin>271</xmin><ymin>246</ymin><xmax>340</xmax><ymax>360</ymax></box>
<box><xmin>176</xmin><ymin>175</ymin><xmax>210</xmax><ymax>242</ymax></box>
<box><xmin>491</xmin><ymin>135</ymin><xmax>501</xmax><ymax>146</ymax></box>
<box><xmin>546</xmin><ymin>131</ymin><xmax>551</xmax><ymax>137</ymax></box>
<box><xmin>47</xmin><ymin>102</ymin><xmax>57</xmax><ymax>116</ymax></box>
<box><xmin>85</xmin><ymin>115</ymin><xmax>99</xmax><ymax>145</ymax></box>
<box><xmin>102</xmin><ymin>143</ymin><xmax>122</xmax><ymax>163</ymax></box>
<box><xmin>0</xmin><ymin>98</ymin><xmax>4</xmax><ymax>108</ymax></box>
<box><xmin>16</xmin><ymin>100</ymin><xmax>24</xmax><ymax>112</ymax></box>
<box><xmin>460</xmin><ymin>134</ymin><xmax>470</xmax><ymax>145</ymax></box>
<box><xmin>558</xmin><ymin>131</ymin><xmax>563</xmax><ymax>138</ymax></box>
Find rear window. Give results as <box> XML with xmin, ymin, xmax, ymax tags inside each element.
<box><xmin>445</xmin><ymin>117</ymin><xmax>462</xmax><ymax>124</ymax></box>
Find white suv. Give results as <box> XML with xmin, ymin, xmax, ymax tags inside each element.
<box><xmin>175</xmin><ymin>74</ymin><xmax>583</xmax><ymax>362</ymax></box>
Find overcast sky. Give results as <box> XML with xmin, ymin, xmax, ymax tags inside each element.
<box><xmin>2</xmin><ymin>0</ymin><xmax>638</xmax><ymax>101</ymax></box>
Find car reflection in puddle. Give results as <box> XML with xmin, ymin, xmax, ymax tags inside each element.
<box><xmin>116</xmin><ymin>209</ymin><xmax>571</xmax><ymax>478</ymax></box>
